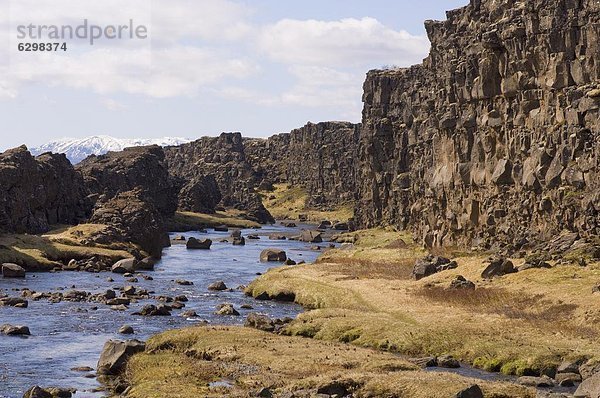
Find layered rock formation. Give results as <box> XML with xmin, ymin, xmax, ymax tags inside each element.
<box><xmin>245</xmin><ymin>121</ymin><xmax>359</xmax><ymax>208</ymax></box>
<box><xmin>0</xmin><ymin>146</ymin><xmax>89</xmax><ymax>233</ymax></box>
<box><xmin>357</xmin><ymin>0</ymin><xmax>599</xmax><ymax>250</ymax></box>
<box><xmin>164</xmin><ymin>133</ymin><xmax>274</xmax><ymax>223</ymax></box>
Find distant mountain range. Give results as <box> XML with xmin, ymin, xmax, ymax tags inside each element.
<box><xmin>31</xmin><ymin>135</ymin><xmax>192</xmax><ymax>164</ymax></box>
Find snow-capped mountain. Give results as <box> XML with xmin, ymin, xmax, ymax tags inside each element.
<box><xmin>31</xmin><ymin>135</ymin><xmax>192</xmax><ymax>164</ymax></box>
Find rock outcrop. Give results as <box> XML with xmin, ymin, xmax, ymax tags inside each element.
<box><xmin>165</xmin><ymin>133</ymin><xmax>273</xmax><ymax>223</ymax></box>
<box><xmin>0</xmin><ymin>146</ymin><xmax>89</xmax><ymax>234</ymax></box>
<box><xmin>89</xmin><ymin>190</ymin><xmax>170</xmax><ymax>258</ymax></box>
<box><xmin>356</xmin><ymin>0</ymin><xmax>600</xmax><ymax>251</ymax></box>
<box><xmin>77</xmin><ymin>145</ymin><xmax>177</xmax><ymax>218</ymax></box>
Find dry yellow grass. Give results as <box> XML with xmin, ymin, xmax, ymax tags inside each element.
<box><xmin>167</xmin><ymin>210</ymin><xmax>261</xmax><ymax>231</ymax></box>
<box><xmin>125</xmin><ymin>326</ymin><xmax>533</xmax><ymax>398</ymax></box>
<box><xmin>260</xmin><ymin>183</ymin><xmax>354</xmax><ymax>222</ymax></box>
<box><xmin>0</xmin><ymin>224</ymin><xmax>133</xmax><ymax>269</ymax></box>
<box><xmin>246</xmin><ymin>228</ymin><xmax>600</xmax><ymax>376</ymax></box>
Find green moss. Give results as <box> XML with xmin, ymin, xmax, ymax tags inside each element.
<box><xmin>473</xmin><ymin>357</ymin><xmax>503</xmax><ymax>372</ymax></box>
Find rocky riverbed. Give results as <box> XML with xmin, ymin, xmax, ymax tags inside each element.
<box><xmin>0</xmin><ymin>224</ymin><xmax>323</xmax><ymax>398</ymax></box>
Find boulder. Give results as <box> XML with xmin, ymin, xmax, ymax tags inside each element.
<box><xmin>22</xmin><ymin>386</ymin><xmax>52</xmax><ymax>398</ymax></box>
<box><xmin>230</xmin><ymin>229</ymin><xmax>242</xmax><ymax>238</ymax></box>
<box><xmin>118</xmin><ymin>325</ymin><xmax>134</xmax><ymax>335</ymax></box>
<box><xmin>0</xmin><ymin>297</ymin><xmax>29</xmax><ymax>308</ymax></box>
<box><xmin>245</xmin><ymin>313</ymin><xmax>275</xmax><ymax>332</ymax></box>
<box><xmin>268</xmin><ymin>234</ymin><xmax>287</xmax><ymax>240</ymax></box>
<box><xmin>136</xmin><ymin>304</ymin><xmax>171</xmax><ymax>316</ymax></box>
<box><xmin>2</xmin><ymin>263</ymin><xmax>26</xmax><ymax>278</ymax></box>
<box><xmin>214</xmin><ymin>225</ymin><xmax>229</xmax><ymax>232</ymax></box>
<box><xmin>232</xmin><ymin>236</ymin><xmax>246</xmax><ymax>246</ymax></box>
<box><xmin>1</xmin><ymin>324</ymin><xmax>31</xmax><ymax>336</ymax></box>
<box><xmin>437</xmin><ymin>355</ymin><xmax>460</xmax><ymax>368</ymax></box>
<box><xmin>176</xmin><ymin>279</ymin><xmax>193</xmax><ymax>286</ymax></box>
<box><xmin>97</xmin><ymin>339</ymin><xmax>146</xmax><ymax>375</ymax></box>
<box><xmin>555</xmin><ymin>372</ymin><xmax>581</xmax><ymax>386</ymax></box>
<box><xmin>215</xmin><ymin>303</ymin><xmax>239</xmax><ymax>316</ymax></box>
<box><xmin>455</xmin><ymin>385</ymin><xmax>483</xmax><ymax>398</ymax></box>
<box><xmin>208</xmin><ymin>281</ymin><xmax>228</xmax><ymax>291</ymax></box>
<box><xmin>137</xmin><ymin>256</ymin><xmax>157</xmax><ymax>271</ymax></box>
<box><xmin>449</xmin><ymin>275</ymin><xmax>475</xmax><ymax>290</ymax></box>
<box><xmin>260</xmin><ymin>249</ymin><xmax>287</xmax><ymax>262</ymax></box>
<box><xmin>111</xmin><ymin>259</ymin><xmax>137</xmax><ymax>274</ymax></box>
<box><xmin>518</xmin><ymin>260</ymin><xmax>552</xmax><ymax>272</ymax></box>
<box><xmin>517</xmin><ymin>376</ymin><xmax>554</xmax><ymax>387</ymax></box>
<box><xmin>575</xmin><ymin>371</ymin><xmax>600</xmax><ymax>397</ymax></box>
<box><xmin>186</xmin><ymin>237</ymin><xmax>212</xmax><ymax>250</ymax></box>
<box><xmin>412</xmin><ymin>255</ymin><xmax>457</xmax><ymax>280</ymax></box>
<box><xmin>300</xmin><ymin>230</ymin><xmax>322</xmax><ymax>243</ymax></box>
<box><xmin>481</xmin><ymin>257</ymin><xmax>516</xmax><ymax>278</ymax></box>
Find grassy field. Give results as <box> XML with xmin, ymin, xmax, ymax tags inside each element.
<box><xmin>246</xmin><ymin>228</ymin><xmax>600</xmax><ymax>377</ymax></box>
<box><xmin>260</xmin><ymin>183</ymin><xmax>354</xmax><ymax>222</ymax></box>
<box><xmin>0</xmin><ymin>224</ymin><xmax>134</xmax><ymax>269</ymax></box>
<box><xmin>125</xmin><ymin>326</ymin><xmax>533</xmax><ymax>398</ymax></box>
<box><xmin>166</xmin><ymin>210</ymin><xmax>261</xmax><ymax>231</ymax></box>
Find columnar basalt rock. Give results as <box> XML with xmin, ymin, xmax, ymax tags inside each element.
<box><xmin>0</xmin><ymin>146</ymin><xmax>89</xmax><ymax>233</ymax></box>
<box><xmin>164</xmin><ymin>133</ymin><xmax>274</xmax><ymax>224</ymax></box>
<box><xmin>245</xmin><ymin>121</ymin><xmax>360</xmax><ymax>208</ymax></box>
<box><xmin>356</xmin><ymin>0</ymin><xmax>600</xmax><ymax>251</ymax></box>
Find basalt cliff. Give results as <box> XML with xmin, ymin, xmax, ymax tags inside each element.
<box><xmin>356</xmin><ymin>0</ymin><xmax>600</xmax><ymax>252</ymax></box>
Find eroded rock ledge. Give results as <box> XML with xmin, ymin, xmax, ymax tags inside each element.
<box><xmin>356</xmin><ymin>0</ymin><xmax>599</xmax><ymax>251</ymax></box>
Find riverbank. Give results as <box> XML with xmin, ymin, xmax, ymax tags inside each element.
<box><xmin>124</xmin><ymin>326</ymin><xmax>533</xmax><ymax>398</ymax></box>
<box><xmin>246</xmin><ymin>228</ymin><xmax>600</xmax><ymax>378</ymax></box>
<box><xmin>118</xmin><ymin>227</ymin><xmax>600</xmax><ymax>396</ymax></box>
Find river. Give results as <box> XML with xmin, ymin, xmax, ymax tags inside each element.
<box><xmin>0</xmin><ymin>224</ymin><xmax>318</xmax><ymax>398</ymax></box>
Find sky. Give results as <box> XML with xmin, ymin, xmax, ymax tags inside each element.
<box><xmin>0</xmin><ymin>0</ymin><xmax>468</xmax><ymax>149</ymax></box>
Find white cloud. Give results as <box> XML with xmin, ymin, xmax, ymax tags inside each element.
<box><xmin>218</xmin><ymin>66</ymin><xmax>364</xmax><ymax>110</ymax></box>
<box><xmin>259</xmin><ymin>17</ymin><xmax>429</xmax><ymax>68</ymax></box>
<box><xmin>5</xmin><ymin>46</ymin><xmax>259</xmax><ymax>98</ymax></box>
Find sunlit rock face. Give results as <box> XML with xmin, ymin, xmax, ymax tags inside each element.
<box><xmin>356</xmin><ymin>0</ymin><xmax>600</xmax><ymax>251</ymax></box>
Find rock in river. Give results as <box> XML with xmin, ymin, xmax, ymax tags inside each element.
<box><xmin>97</xmin><ymin>339</ymin><xmax>146</xmax><ymax>375</ymax></box>
<box><xmin>186</xmin><ymin>237</ymin><xmax>212</xmax><ymax>250</ymax></box>
<box><xmin>300</xmin><ymin>230</ymin><xmax>322</xmax><ymax>243</ymax></box>
<box><xmin>208</xmin><ymin>281</ymin><xmax>227</xmax><ymax>291</ymax></box>
<box><xmin>22</xmin><ymin>386</ymin><xmax>52</xmax><ymax>398</ymax></box>
<box><xmin>1</xmin><ymin>324</ymin><xmax>31</xmax><ymax>336</ymax></box>
<box><xmin>2</xmin><ymin>263</ymin><xmax>25</xmax><ymax>278</ymax></box>
<box><xmin>215</xmin><ymin>303</ymin><xmax>239</xmax><ymax>316</ymax></box>
<box><xmin>119</xmin><ymin>325</ymin><xmax>134</xmax><ymax>335</ymax></box>
<box><xmin>111</xmin><ymin>259</ymin><xmax>137</xmax><ymax>274</ymax></box>
<box><xmin>260</xmin><ymin>249</ymin><xmax>287</xmax><ymax>262</ymax></box>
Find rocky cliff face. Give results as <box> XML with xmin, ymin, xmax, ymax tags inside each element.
<box><xmin>245</xmin><ymin>121</ymin><xmax>360</xmax><ymax>208</ymax></box>
<box><xmin>164</xmin><ymin>133</ymin><xmax>274</xmax><ymax>223</ymax></box>
<box><xmin>0</xmin><ymin>146</ymin><xmax>89</xmax><ymax>233</ymax></box>
<box><xmin>357</xmin><ymin>0</ymin><xmax>599</xmax><ymax>251</ymax></box>
<box><xmin>76</xmin><ymin>145</ymin><xmax>178</xmax><ymax>218</ymax></box>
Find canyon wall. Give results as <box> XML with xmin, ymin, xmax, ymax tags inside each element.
<box><xmin>0</xmin><ymin>146</ymin><xmax>89</xmax><ymax>234</ymax></box>
<box><xmin>164</xmin><ymin>133</ymin><xmax>274</xmax><ymax>224</ymax></box>
<box><xmin>356</xmin><ymin>0</ymin><xmax>600</xmax><ymax>251</ymax></box>
<box><xmin>246</xmin><ymin>121</ymin><xmax>360</xmax><ymax>208</ymax></box>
